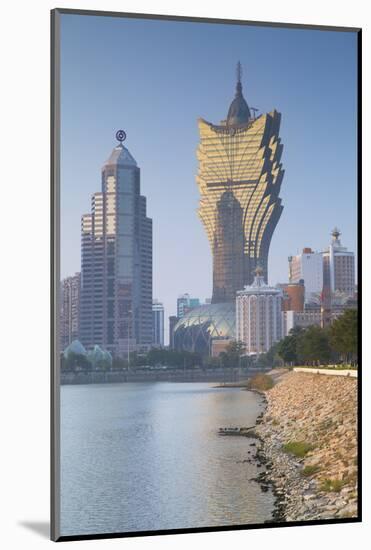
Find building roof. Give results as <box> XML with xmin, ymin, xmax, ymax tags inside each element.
<box><xmin>104</xmin><ymin>143</ymin><xmax>137</xmax><ymax>167</ymax></box>
<box><xmin>237</xmin><ymin>270</ymin><xmax>283</xmax><ymax>296</ymax></box>
<box><xmin>173</xmin><ymin>302</ymin><xmax>236</xmax><ymax>354</ymax></box>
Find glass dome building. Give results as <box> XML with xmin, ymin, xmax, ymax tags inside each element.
<box><xmin>173</xmin><ymin>303</ymin><xmax>236</xmax><ymax>354</ymax></box>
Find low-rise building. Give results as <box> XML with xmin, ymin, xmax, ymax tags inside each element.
<box><xmin>278</xmin><ymin>280</ymin><xmax>305</xmax><ymax>312</ymax></box>
<box><xmin>283</xmin><ymin>307</ymin><xmax>322</xmax><ymax>336</ymax></box>
<box><xmin>211</xmin><ymin>338</ymin><xmax>232</xmax><ymax>357</ymax></box>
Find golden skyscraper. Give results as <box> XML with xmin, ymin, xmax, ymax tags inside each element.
<box><xmin>196</xmin><ymin>63</ymin><xmax>284</xmax><ymax>303</ymax></box>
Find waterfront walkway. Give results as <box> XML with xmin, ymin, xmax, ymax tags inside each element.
<box><xmin>293</xmin><ymin>367</ymin><xmax>357</xmax><ymax>378</ymax></box>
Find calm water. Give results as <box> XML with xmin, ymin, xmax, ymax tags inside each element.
<box><xmin>60</xmin><ymin>382</ymin><xmax>274</xmax><ymax>536</ymax></box>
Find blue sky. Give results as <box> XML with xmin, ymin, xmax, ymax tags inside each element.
<box><xmin>60</xmin><ymin>14</ymin><xmax>358</xmax><ymax>334</ymax></box>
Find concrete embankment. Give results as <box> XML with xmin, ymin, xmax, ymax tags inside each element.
<box><xmin>254</xmin><ymin>370</ymin><xmax>358</xmax><ymax>522</ymax></box>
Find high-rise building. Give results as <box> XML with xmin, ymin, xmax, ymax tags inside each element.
<box><xmin>323</xmin><ymin>228</ymin><xmax>355</xmax><ymax>297</ymax></box>
<box><xmin>169</xmin><ymin>315</ymin><xmax>179</xmax><ymax>349</ymax></box>
<box><xmin>177</xmin><ymin>293</ymin><xmax>200</xmax><ymax>319</ymax></box>
<box><xmin>196</xmin><ymin>63</ymin><xmax>284</xmax><ymax>302</ymax></box>
<box><xmin>60</xmin><ymin>272</ymin><xmax>81</xmax><ymax>351</ymax></box>
<box><xmin>79</xmin><ymin>132</ymin><xmax>152</xmax><ymax>357</ymax></box>
<box><xmin>236</xmin><ymin>267</ymin><xmax>283</xmax><ymax>355</ymax></box>
<box><xmin>152</xmin><ymin>300</ymin><xmax>164</xmax><ymax>347</ymax></box>
<box><xmin>288</xmin><ymin>248</ymin><xmax>323</xmax><ymax>303</ymax></box>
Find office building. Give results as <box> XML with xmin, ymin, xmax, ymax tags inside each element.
<box><xmin>289</xmin><ymin>248</ymin><xmax>323</xmax><ymax>303</ymax></box>
<box><xmin>60</xmin><ymin>272</ymin><xmax>81</xmax><ymax>351</ymax></box>
<box><xmin>323</xmin><ymin>228</ymin><xmax>355</xmax><ymax>297</ymax></box>
<box><xmin>152</xmin><ymin>300</ymin><xmax>165</xmax><ymax>347</ymax></box>
<box><xmin>177</xmin><ymin>294</ymin><xmax>200</xmax><ymax>319</ymax></box>
<box><xmin>169</xmin><ymin>315</ymin><xmax>179</xmax><ymax>349</ymax></box>
<box><xmin>79</xmin><ymin>132</ymin><xmax>152</xmax><ymax>357</ymax></box>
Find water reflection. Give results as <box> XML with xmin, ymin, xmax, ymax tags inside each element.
<box><xmin>60</xmin><ymin>382</ymin><xmax>273</xmax><ymax>536</ymax></box>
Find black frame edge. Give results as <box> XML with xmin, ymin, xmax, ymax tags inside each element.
<box><xmin>51</xmin><ymin>7</ymin><xmax>61</xmax><ymax>543</ymax></box>
<box><xmin>53</xmin><ymin>7</ymin><xmax>361</xmax><ymax>33</ymax></box>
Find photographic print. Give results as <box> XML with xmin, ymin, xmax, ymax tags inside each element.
<box><xmin>51</xmin><ymin>9</ymin><xmax>360</xmax><ymax>541</ymax></box>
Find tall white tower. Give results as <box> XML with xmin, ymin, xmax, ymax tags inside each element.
<box><xmin>323</xmin><ymin>228</ymin><xmax>355</xmax><ymax>296</ymax></box>
<box><xmin>288</xmin><ymin>248</ymin><xmax>323</xmax><ymax>303</ymax></box>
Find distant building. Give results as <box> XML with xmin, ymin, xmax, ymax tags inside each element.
<box><xmin>60</xmin><ymin>272</ymin><xmax>81</xmax><ymax>351</ymax></box>
<box><xmin>289</xmin><ymin>248</ymin><xmax>323</xmax><ymax>303</ymax></box>
<box><xmin>236</xmin><ymin>268</ymin><xmax>283</xmax><ymax>355</ymax></box>
<box><xmin>79</xmin><ymin>133</ymin><xmax>152</xmax><ymax>357</ymax></box>
<box><xmin>169</xmin><ymin>315</ymin><xmax>179</xmax><ymax>349</ymax></box>
<box><xmin>211</xmin><ymin>338</ymin><xmax>232</xmax><ymax>358</ymax></box>
<box><xmin>152</xmin><ymin>300</ymin><xmax>164</xmax><ymax>347</ymax></box>
<box><xmin>173</xmin><ymin>303</ymin><xmax>236</xmax><ymax>355</ymax></box>
<box><xmin>177</xmin><ymin>293</ymin><xmax>200</xmax><ymax>319</ymax></box>
<box><xmin>283</xmin><ymin>306</ymin><xmax>322</xmax><ymax>336</ymax></box>
<box><xmin>323</xmin><ymin>228</ymin><xmax>355</xmax><ymax>297</ymax></box>
<box><xmin>277</xmin><ymin>280</ymin><xmax>305</xmax><ymax>312</ymax></box>
<box><xmin>321</xmin><ymin>293</ymin><xmax>358</xmax><ymax>327</ymax></box>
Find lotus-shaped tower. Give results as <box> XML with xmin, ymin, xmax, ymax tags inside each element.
<box><xmin>196</xmin><ymin>63</ymin><xmax>284</xmax><ymax>303</ymax></box>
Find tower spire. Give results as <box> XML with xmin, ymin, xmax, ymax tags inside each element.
<box><xmin>236</xmin><ymin>61</ymin><xmax>243</xmax><ymax>96</ymax></box>
<box><xmin>237</xmin><ymin>61</ymin><xmax>242</xmax><ymax>83</ymax></box>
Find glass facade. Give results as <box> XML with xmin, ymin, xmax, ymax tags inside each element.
<box><xmin>197</xmin><ymin>69</ymin><xmax>284</xmax><ymax>302</ymax></box>
<box><xmin>173</xmin><ymin>303</ymin><xmax>236</xmax><ymax>354</ymax></box>
<box><xmin>79</xmin><ymin>140</ymin><xmax>152</xmax><ymax>357</ymax></box>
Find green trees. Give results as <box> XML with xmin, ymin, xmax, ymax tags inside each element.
<box><xmin>146</xmin><ymin>348</ymin><xmax>202</xmax><ymax>368</ymax></box>
<box><xmin>297</xmin><ymin>325</ymin><xmax>331</xmax><ymax>365</ymax></box>
<box><xmin>275</xmin><ymin>309</ymin><xmax>358</xmax><ymax>367</ymax></box>
<box><xmin>61</xmin><ymin>351</ymin><xmax>92</xmax><ymax>373</ymax></box>
<box><xmin>255</xmin><ymin>342</ymin><xmax>282</xmax><ymax>369</ymax></box>
<box><xmin>276</xmin><ymin>327</ymin><xmax>304</xmax><ymax>365</ymax></box>
<box><xmin>219</xmin><ymin>340</ymin><xmax>246</xmax><ymax>369</ymax></box>
<box><xmin>329</xmin><ymin>309</ymin><xmax>358</xmax><ymax>364</ymax></box>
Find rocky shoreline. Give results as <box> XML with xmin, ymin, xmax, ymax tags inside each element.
<box><xmin>249</xmin><ymin>369</ymin><xmax>358</xmax><ymax>522</ymax></box>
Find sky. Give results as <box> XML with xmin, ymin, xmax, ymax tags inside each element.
<box><xmin>60</xmin><ymin>13</ymin><xmax>358</xmax><ymax>342</ymax></box>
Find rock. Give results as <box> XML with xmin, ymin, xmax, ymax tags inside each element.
<box><xmin>253</xmin><ymin>371</ymin><xmax>357</xmax><ymax>522</ymax></box>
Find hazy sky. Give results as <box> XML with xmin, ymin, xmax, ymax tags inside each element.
<box><xmin>60</xmin><ymin>14</ymin><xmax>358</xmax><ymax>341</ymax></box>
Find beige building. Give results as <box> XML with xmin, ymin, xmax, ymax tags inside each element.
<box><xmin>283</xmin><ymin>308</ymin><xmax>322</xmax><ymax>336</ymax></box>
<box><xmin>211</xmin><ymin>338</ymin><xmax>232</xmax><ymax>357</ymax></box>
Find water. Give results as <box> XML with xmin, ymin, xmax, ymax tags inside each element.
<box><xmin>60</xmin><ymin>382</ymin><xmax>274</xmax><ymax>536</ymax></box>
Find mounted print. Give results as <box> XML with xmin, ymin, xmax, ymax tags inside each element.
<box><xmin>51</xmin><ymin>8</ymin><xmax>361</xmax><ymax>541</ymax></box>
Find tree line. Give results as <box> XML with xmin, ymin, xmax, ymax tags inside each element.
<box><xmin>60</xmin><ymin>309</ymin><xmax>357</xmax><ymax>372</ymax></box>
<box><xmin>259</xmin><ymin>308</ymin><xmax>358</xmax><ymax>367</ymax></box>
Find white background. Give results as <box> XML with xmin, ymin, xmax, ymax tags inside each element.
<box><xmin>0</xmin><ymin>0</ymin><xmax>368</xmax><ymax>548</ymax></box>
